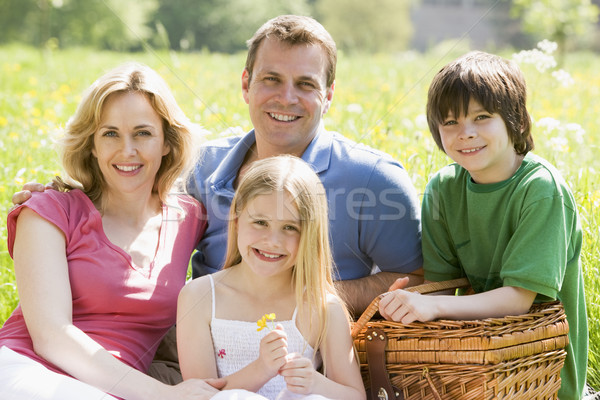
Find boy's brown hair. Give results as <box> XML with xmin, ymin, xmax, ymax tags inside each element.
<box><xmin>426</xmin><ymin>51</ymin><xmax>534</xmax><ymax>156</ymax></box>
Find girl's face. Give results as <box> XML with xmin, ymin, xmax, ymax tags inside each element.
<box><xmin>92</xmin><ymin>91</ymin><xmax>170</xmax><ymax>198</ymax></box>
<box><xmin>236</xmin><ymin>190</ymin><xmax>301</xmax><ymax>278</ymax></box>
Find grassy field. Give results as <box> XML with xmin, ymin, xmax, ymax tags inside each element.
<box><xmin>0</xmin><ymin>44</ymin><xmax>598</xmax><ymax>388</ymax></box>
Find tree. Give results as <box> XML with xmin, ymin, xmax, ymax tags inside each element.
<box><xmin>511</xmin><ymin>0</ymin><xmax>599</xmax><ymax>63</ymax></box>
<box><xmin>154</xmin><ymin>0</ymin><xmax>312</xmax><ymax>52</ymax></box>
<box><xmin>315</xmin><ymin>0</ymin><xmax>416</xmax><ymax>53</ymax></box>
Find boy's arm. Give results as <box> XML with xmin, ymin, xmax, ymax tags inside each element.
<box><xmin>379</xmin><ymin>285</ymin><xmax>536</xmax><ymax>323</ymax></box>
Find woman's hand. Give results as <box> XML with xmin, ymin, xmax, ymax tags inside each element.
<box><xmin>257</xmin><ymin>324</ymin><xmax>288</xmax><ymax>378</ymax></box>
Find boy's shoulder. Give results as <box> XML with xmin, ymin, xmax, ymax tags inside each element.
<box><xmin>426</xmin><ymin>163</ymin><xmax>469</xmax><ymax>189</ymax></box>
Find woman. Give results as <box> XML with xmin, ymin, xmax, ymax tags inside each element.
<box><xmin>0</xmin><ymin>63</ymin><xmax>221</xmax><ymax>399</ymax></box>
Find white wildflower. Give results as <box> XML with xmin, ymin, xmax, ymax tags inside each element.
<box><xmin>549</xmin><ymin>136</ymin><xmax>569</xmax><ymax>152</ymax></box>
<box><xmin>537</xmin><ymin>40</ymin><xmax>558</xmax><ymax>54</ymax></box>
<box><xmin>552</xmin><ymin>69</ymin><xmax>575</xmax><ymax>88</ymax></box>
<box><xmin>535</xmin><ymin>117</ymin><xmax>561</xmax><ymax>134</ymax></box>
<box><xmin>512</xmin><ymin>49</ymin><xmax>557</xmax><ymax>73</ymax></box>
<box><xmin>346</xmin><ymin>103</ymin><xmax>363</xmax><ymax>114</ymax></box>
<box><xmin>563</xmin><ymin>123</ymin><xmax>586</xmax><ymax>144</ymax></box>
<box><xmin>415</xmin><ymin>114</ymin><xmax>428</xmax><ymax>130</ymax></box>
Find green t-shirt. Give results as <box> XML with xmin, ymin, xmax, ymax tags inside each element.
<box><xmin>422</xmin><ymin>153</ymin><xmax>588</xmax><ymax>400</ymax></box>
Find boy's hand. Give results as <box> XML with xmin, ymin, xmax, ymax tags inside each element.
<box><xmin>387</xmin><ymin>276</ymin><xmax>410</xmax><ymax>292</ymax></box>
<box><xmin>379</xmin><ymin>289</ymin><xmax>440</xmax><ymax>324</ymax></box>
<box><xmin>279</xmin><ymin>353</ymin><xmax>317</xmax><ymax>395</ymax></box>
<box><xmin>257</xmin><ymin>324</ymin><xmax>288</xmax><ymax>378</ymax></box>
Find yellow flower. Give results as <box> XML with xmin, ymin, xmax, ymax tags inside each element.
<box><xmin>256</xmin><ymin>313</ymin><xmax>277</xmax><ymax>331</ymax></box>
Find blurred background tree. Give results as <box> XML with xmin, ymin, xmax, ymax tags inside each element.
<box><xmin>0</xmin><ymin>0</ymin><xmax>599</xmax><ymax>54</ymax></box>
<box><xmin>153</xmin><ymin>0</ymin><xmax>311</xmax><ymax>52</ymax></box>
<box><xmin>511</xmin><ymin>0</ymin><xmax>599</xmax><ymax>63</ymax></box>
<box><xmin>315</xmin><ymin>0</ymin><xmax>415</xmax><ymax>53</ymax></box>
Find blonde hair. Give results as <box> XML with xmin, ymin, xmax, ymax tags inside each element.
<box><xmin>223</xmin><ymin>155</ymin><xmax>345</xmax><ymax>371</ymax></box>
<box><xmin>57</xmin><ymin>62</ymin><xmax>194</xmax><ymax>204</ymax></box>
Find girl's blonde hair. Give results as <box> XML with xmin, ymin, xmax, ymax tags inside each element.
<box><xmin>223</xmin><ymin>155</ymin><xmax>345</xmax><ymax>371</ymax></box>
<box><xmin>57</xmin><ymin>62</ymin><xmax>195</xmax><ymax>204</ymax></box>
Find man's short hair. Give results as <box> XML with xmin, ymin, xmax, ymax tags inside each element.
<box><xmin>245</xmin><ymin>15</ymin><xmax>337</xmax><ymax>88</ymax></box>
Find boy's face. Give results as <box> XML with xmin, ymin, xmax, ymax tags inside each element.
<box><xmin>438</xmin><ymin>98</ymin><xmax>523</xmax><ymax>184</ymax></box>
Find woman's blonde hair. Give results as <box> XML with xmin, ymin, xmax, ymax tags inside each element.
<box><xmin>58</xmin><ymin>62</ymin><xmax>194</xmax><ymax>203</ymax></box>
<box><xmin>223</xmin><ymin>155</ymin><xmax>345</xmax><ymax>371</ymax></box>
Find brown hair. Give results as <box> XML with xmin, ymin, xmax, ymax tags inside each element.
<box><xmin>245</xmin><ymin>15</ymin><xmax>337</xmax><ymax>87</ymax></box>
<box><xmin>426</xmin><ymin>51</ymin><xmax>534</xmax><ymax>156</ymax></box>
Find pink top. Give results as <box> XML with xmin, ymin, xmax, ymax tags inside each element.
<box><xmin>0</xmin><ymin>189</ymin><xmax>206</xmax><ymax>375</ymax></box>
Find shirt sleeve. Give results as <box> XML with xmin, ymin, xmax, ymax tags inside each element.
<box><xmin>358</xmin><ymin>157</ymin><xmax>423</xmax><ymax>273</ymax></box>
<box><xmin>7</xmin><ymin>191</ymin><xmax>71</xmax><ymax>258</ymax></box>
<box><xmin>500</xmin><ymin>192</ymin><xmax>575</xmax><ymax>300</ymax></box>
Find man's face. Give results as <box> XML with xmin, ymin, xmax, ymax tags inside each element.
<box><xmin>242</xmin><ymin>38</ymin><xmax>334</xmax><ymax>158</ymax></box>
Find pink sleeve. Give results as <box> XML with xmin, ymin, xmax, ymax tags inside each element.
<box><xmin>7</xmin><ymin>191</ymin><xmax>74</xmax><ymax>258</ymax></box>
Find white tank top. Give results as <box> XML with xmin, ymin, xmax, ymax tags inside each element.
<box><xmin>208</xmin><ymin>274</ymin><xmax>321</xmax><ymax>399</ymax></box>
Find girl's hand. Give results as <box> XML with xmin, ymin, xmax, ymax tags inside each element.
<box><xmin>379</xmin><ymin>289</ymin><xmax>439</xmax><ymax>324</ymax></box>
<box><xmin>279</xmin><ymin>353</ymin><xmax>318</xmax><ymax>395</ymax></box>
<box><xmin>258</xmin><ymin>324</ymin><xmax>288</xmax><ymax>378</ymax></box>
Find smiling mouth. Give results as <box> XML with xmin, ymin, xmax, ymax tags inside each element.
<box><xmin>459</xmin><ymin>146</ymin><xmax>484</xmax><ymax>154</ymax></box>
<box><xmin>114</xmin><ymin>164</ymin><xmax>142</xmax><ymax>172</ymax></box>
<box><xmin>269</xmin><ymin>112</ymin><xmax>300</xmax><ymax>122</ymax></box>
<box><xmin>254</xmin><ymin>248</ymin><xmax>285</xmax><ymax>260</ymax></box>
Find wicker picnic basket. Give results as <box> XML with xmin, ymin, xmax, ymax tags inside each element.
<box><xmin>351</xmin><ymin>278</ymin><xmax>569</xmax><ymax>400</ymax></box>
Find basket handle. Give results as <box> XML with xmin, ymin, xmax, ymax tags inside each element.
<box><xmin>351</xmin><ymin>278</ymin><xmax>470</xmax><ymax>339</ymax></box>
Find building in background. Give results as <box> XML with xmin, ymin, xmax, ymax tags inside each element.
<box><xmin>411</xmin><ymin>0</ymin><xmax>528</xmax><ymax>51</ymax></box>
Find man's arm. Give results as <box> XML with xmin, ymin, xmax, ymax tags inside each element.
<box><xmin>335</xmin><ymin>268</ymin><xmax>424</xmax><ymax>317</ymax></box>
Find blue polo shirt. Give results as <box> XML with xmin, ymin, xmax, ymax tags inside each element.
<box><xmin>186</xmin><ymin>129</ymin><xmax>422</xmax><ymax>280</ymax></box>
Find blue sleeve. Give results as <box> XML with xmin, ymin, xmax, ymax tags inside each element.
<box><xmin>358</xmin><ymin>157</ymin><xmax>422</xmax><ymax>273</ymax></box>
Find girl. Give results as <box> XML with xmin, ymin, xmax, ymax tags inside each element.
<box><xmin>0</xmin><ymin>63</ymin><xmax>221</xmax><ymax>399</ymax></box>
<box><xmin>177</xmin><ymin>155</ymin><xmax>366</xmax><ymax>400</ymax></box>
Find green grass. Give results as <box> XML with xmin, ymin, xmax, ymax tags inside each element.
<box><xmin>0</xmin><ymin>45</ymin><xmax>598</xmax><ymax>388</ymax></box>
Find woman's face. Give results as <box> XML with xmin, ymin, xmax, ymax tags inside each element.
<box><xmin>92</xmin><ymin>91</ymin><xmax>170</xmax><ymax>198</ymax></box>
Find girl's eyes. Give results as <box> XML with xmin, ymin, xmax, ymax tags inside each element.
<box><xmin>284</xmin><ymin>225</ymin><xmax>300</xmax><ymax>232</ymax></box>
<box><xmin>254</xmin><ymin>220</ymin><xmax>268</xmax><ymax>226</ymax></box>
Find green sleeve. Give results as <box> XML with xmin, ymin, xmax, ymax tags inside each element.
<box><xmin>500</xmin><ymin>193</ymin><xmax>577</xmax><ymax>301</ymax></box>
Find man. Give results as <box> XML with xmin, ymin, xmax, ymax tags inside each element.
<box><xmin>14</xmin><ymin>15</ymin><xmax>423</xmax><ymax>386</ymax></box>
<box><xmin>188</xmin><ymin>15</ymin><xmax>423</xmax><ymax>314</ymax></box>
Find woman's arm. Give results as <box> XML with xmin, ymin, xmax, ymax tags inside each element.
<box><xmin>280</xmin><ymin>297</ymin><xmax>366</xmax><ymax>400</ymax></box>
<box><xmin>13</xmin><ymin>208</ymin><xmax>219</xmax><ymax>400</ymax></box>
<box><xmin>379</xmin><ymin>285</ymin><xmax>537</xmax><ymax>324</ymax></box>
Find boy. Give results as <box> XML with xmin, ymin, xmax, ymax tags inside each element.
<box><xmin>379</xmin><ymin>51</ymin><xmax>588</xmax><ymax>400</ymax></box>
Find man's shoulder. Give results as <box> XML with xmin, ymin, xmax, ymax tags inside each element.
<box><xmin>200</xmin><ymin>133</ymin><xmax>245</xmax><ymax>153</ymax></box>
<box><xmin>328</xmin><ymin>131</ymin><xmax>395</xmax><ymax>159</ymax></box>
